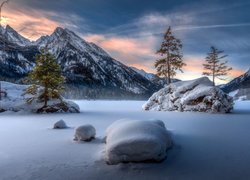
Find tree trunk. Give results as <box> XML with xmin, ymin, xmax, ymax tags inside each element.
<box><xmin>44</xmin><ymin>83</ymin><xmax>48</xmax><ymax>107</ymax></box>
<box><xmin>212</xmin><ymin>75</ymin><xmax>215</xmax><ymax>86</ymax></box>
<box><xmin>213</xmin><ymin>59</ymin><xmax>215</xmax><ymax>86</ymax></box>
<box><xmin>166</xmin><ymin>53</ymin><xmax>171</xmax><ymax>85</ymax></box>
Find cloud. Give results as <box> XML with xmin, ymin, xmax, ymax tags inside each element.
<box><xmin>0</xmin><ymin>0</ymin><xmax>248</xmax><ymax>83</ymax></box>
<box><xmin>175</xmin><ymin>23</ymin><xmax>250</xmax><ymax>31</ymax></box>
<box><xmin>1</xmin><ymin>2</ymin><xmax>84</xmax><ymax>40</ymax></box>
<box><xmin>84</xmin><ymin>33</ymin><xmax>157</xmax><ymax>65</ymax></box>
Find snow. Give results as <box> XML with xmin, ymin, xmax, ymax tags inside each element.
<box><xmin>143</xmin><ymin>77</ymin><xmax>233</xmax><ymax>113</ymax></box>
<box><xmin>0</xmin><ymin>100</ymin><xmax>250</xmax><ymax>180</ymax></box>
<box><xmin>0</xmin><ymin>81</ymin><xmax>80</xmax><ymax>113</ymax></box>
<box><xmin>229</xmin><ymin>89</ymin><xmax>239</xmax><ymax>97</ymax></box>
<box><xmin>53</xmin><ymin>120</ymin><xmax>68</xmax><ymax>129</ymax></box>
<box><xmin>105</xmin><ymin>119</ymin><xmax>172</xmax><ymax>164</ymax></box>
<box><xmin>74</xmin><ymin>125</ymin><xmax>96</xmax><ymax>141</ymax></box>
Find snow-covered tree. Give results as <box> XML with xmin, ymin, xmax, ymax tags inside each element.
<box><xmin>27</xmin><ymin>50</ymin><xmax>64</xmax><ymax>108</ymax></box>
<box><xmin>203</xmin><ymin>46</ymin><xmax>232</xmax><ymax>86</ymax></box>
<box><xmin>155</xmin><ymin>26</ymin><xmax>185</xmax><ymax>85</ymax></box>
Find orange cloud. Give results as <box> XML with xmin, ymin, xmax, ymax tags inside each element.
<box><xmin>1</xmin><ymin>3</ymin><xmax>83</xmax><ymax>40</ymax></box>
<box><xmin>85</xmin><ymin>34</ymin><xmax>155</xmax><ymax>57</ymax></box>
<box><xmin>2</xmin><ymin>6</ymin><xmax>59</xmax><ymax>40</ymax></box>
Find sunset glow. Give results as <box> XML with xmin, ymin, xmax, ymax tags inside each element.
<box><xmin>1</xmin><ymin>0</ymin><xmax>248</xmax><ymax>84</ymax></box>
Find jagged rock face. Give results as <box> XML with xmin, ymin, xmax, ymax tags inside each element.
<box><xmin>35</xmin><ymin>27</ymin><xmax>157</xmax><ymax>94</ymax></box>
<box><xmin>0</xmin><ymin>25</ymin><xmax>31</xmax><ymax>46</ymax></box>
<box><xmin>221</xmin><ymin>69</ymin><xmax>250</xmax><ymax>93</ymax></box>
<box><xmin>143</xmin><ymin>77</ymin><xmax>234</xmax><ymax>113</ymax></box>
<box><xmin>0</xmin><ymin>25</ymin><xmax>160</xmax><ymax>98</ymax></box>
<box><xmin>0</xmin><ymin>35</ymin><xmax>38</xmax><ymax>79</ymax></box>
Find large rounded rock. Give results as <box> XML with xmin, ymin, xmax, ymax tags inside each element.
<box><xmin>74</xmin><ymin>125</ymin><xmax>96</xmax><ymax>141</ymax></box>
<box><xmin>53</xmin><ymin>120</ymin><xmax>67</xmax><ymax>129</ymax></box>
<box><xmin>143</xmin><ymin>77</ymin><xmax>234</xmax><ymax>113</ymax></box>
<box><xmin>105</xmin><ymin>119</ymin><xmax>172</xmax><ymax>165</ymax></box>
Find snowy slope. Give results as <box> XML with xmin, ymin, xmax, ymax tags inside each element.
<box><xmin>221</xmin><ymin>68</ymin><xmax>250</xmax><ymax>93</ymax></box>
<box><xmin>1</xmin><ymin>100</ymin><xmax>250</xmax><ymax>180</ymax></box>
<box><xmin>0</xmin><ymin>81</ymin><xmax>79</xmax><ymax>113</ymax></box>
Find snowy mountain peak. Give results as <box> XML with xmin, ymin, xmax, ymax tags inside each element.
<box><xmin>1</xmin><ymin>25</ymin><xmax>31</xmax><ymax>46</ymax></box>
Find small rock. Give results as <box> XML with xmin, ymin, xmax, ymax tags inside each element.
<box><xmin>53</xmin><ymin>120</ymin><xmax>67</xmax><ymax>129</ymax></box>
<box><xmin>74</xmin><ymin>125</ymin><xmax>96</xmax><ymax>141</ymax></box>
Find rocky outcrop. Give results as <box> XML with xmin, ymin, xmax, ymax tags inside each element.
<box><xmin>143</xmin><ymin>77</ymin><xmax>234</xmax><ymax>113</ymax></box>
<box><xmin>0</xmin><ymin>81</ymin><xmax>80</xmax><ymax>113</ymax></box>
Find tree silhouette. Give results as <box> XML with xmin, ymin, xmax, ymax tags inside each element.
<box><xmin>155</xmin><ymin>26</ymin><xmax>185</xmax><ymax>85</ymax></box>
<box><xmin>203</xmin><ymin>46</ymin><xmax>232</xmax><ymax>86</ymax></box>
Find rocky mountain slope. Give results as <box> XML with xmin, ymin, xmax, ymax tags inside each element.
<box><xmin>0</xmin><ymin>27</ymin><xmax>38</xmax><ymax>80</ymax></box>
<box><xmin>221</xmin><ymin>69</ymin><xmax>250</xmax><ymax>100</ymax></box>
<box><xmin>0</xmin><ymin>25</ymin><xmax>162</xmax><ymax>99</ymax></box>
<box><xmin>221</xmin><ymin>69</ymin><xmax>250</xmax><ymax>93</ymax></box>
<box><xmin>131</xmin><ymin>67</ymin><xmax>179</xmax><ymax>87</ymax></box>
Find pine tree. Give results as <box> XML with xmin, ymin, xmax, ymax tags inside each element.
<box><xmin>27</xmin><ymin>50</ymin><xmax>64</xmax><ymax>108</ymax></box>
<box><xmin>155</xmin><ymin>26</ymin><xmax>185</xmax><ymax>85</ymax></box>
<box><xmin>203</xmin><ymin>46</ymin><xmax>232</xmax><ymax>86</ymax></box>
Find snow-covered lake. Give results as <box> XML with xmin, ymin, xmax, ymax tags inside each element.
<box><xmin>0</xmin><ymin>100</ymin><xmax>250</xmax><ymax>180</ymax></box>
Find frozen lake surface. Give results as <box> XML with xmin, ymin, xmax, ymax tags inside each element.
<box><xmin>0</xmin><ymin>100</ymin><xmax>250</xmax><ymax>180</ymax></box>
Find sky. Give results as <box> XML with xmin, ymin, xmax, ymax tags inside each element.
<box><xmin>1</xmin><ymin>0</ymin><xmax>250</xmax><ymax>84</ymax></box>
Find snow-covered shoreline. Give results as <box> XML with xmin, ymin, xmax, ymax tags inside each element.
<box><xmin>0</xmin><ymin>100</ymin><xmax>250</xmax><ymax>180</ymax></box>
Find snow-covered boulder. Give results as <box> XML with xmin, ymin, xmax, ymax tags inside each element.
<box><xmin>0</xmin><ymin>81</ymin><xmax>80</xmax><ymax>113</ymax></box>
<box><xmin>105</xmin><ymin>119</ymin><xmax>172</xmax><ymax>165</ymax></box>
<box><xmin>53</xmin><ymin>120</ymin><xmax>67</xmax><ymax>129</ymax></box>
<box><xmin>74</xmin><ymin>125</ymin><xmax>96</xmax><ymax>141</ymax></box>
<box><xmin>143</xmin><ymin>77</ymin><xmax>233</xmax><ymax>113</ymax></box>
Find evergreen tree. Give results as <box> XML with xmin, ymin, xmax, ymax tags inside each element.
<box><xmin>203</xmin><ymin>46</ymin><xmax>232</xmax><ymax>86</ymax></box>
<box><xmin>27</xmin><ymin>50</ymin><xmax>64</xmax><ymax>108</ymax></box>
<box><xmin>155</xmin><ymin>26</ymin><xmax>185</xmax><ymax>85</ymax></box>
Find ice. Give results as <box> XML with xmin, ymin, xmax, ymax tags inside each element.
<box><xmin>0</xmin><ymin>100</ymin><xmax>250</xmax><ymax>180</ymax></box>
<box><xmin>105</xmin><ymin>119</ymin><xmax>172</xmax><ymax>164</ymax></box>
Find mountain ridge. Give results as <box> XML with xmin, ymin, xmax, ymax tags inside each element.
<box><xmin>0</xmin><ymin>25</ymin><xmax>162</xmax><ymax>99</ymax></box>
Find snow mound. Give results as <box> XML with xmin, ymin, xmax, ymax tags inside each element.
<box><xmin>143</xmin><ymin>77</ymin><xmax>233</xmax><ymax>113</ymax></box>
<box><xmin>0</xmin><ymin>81</ymin><xmax>80</xmax><ymax>113</ymax></box>
<box><xmin>74</xmin><ymin>125</ymin><xmax>96</xmax><ymax>141</ymax></box>
<box><xmin>53</xmin><ymin>120</ymin><xmax>67</xmax><ymax>129</ymax></box>
<box><xmin>105</xmin><ymin>119</ymin><xmax>172</xmax><ymax>165</ymax></box>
